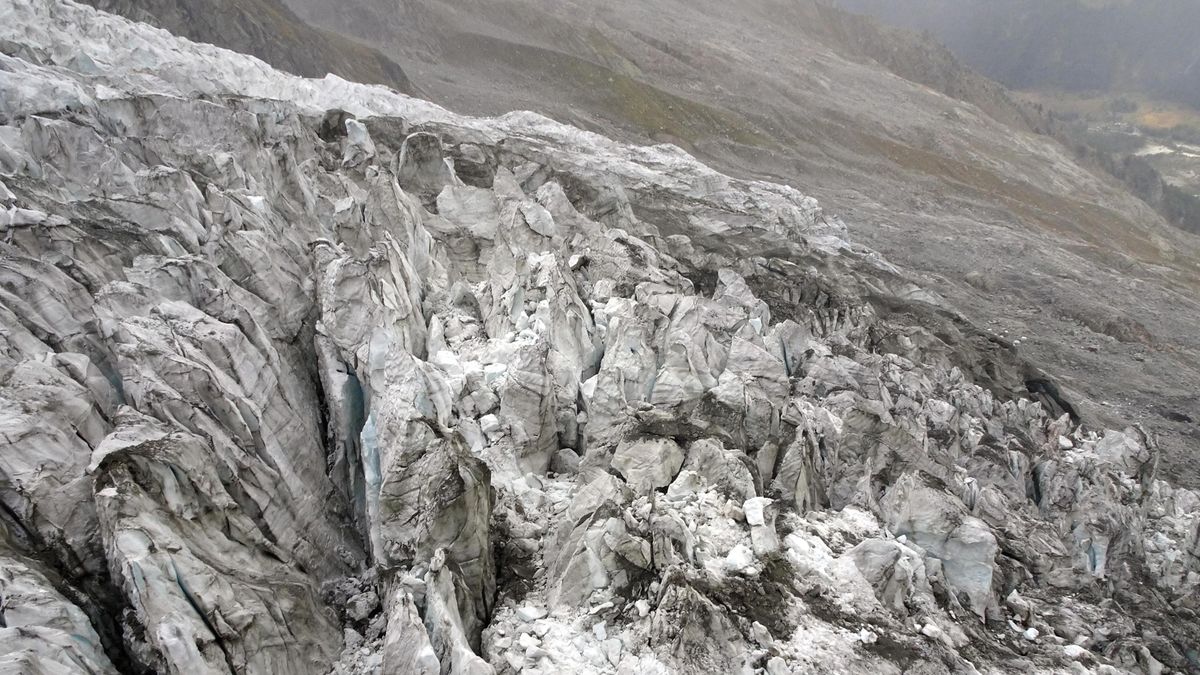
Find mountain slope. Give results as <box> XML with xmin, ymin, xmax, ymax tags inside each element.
<box><xmin>836</xmin><ymin>0</ymin><xmax>1200</xmax><ymax>109</ymax></box>
<box><xmin>3</xmin><ymin>2</ymin><xmax>1199</xmax><ymax>674</ymax></box>
<box><xmin>278</xmin><ymin>0</ymin><xmax>1200</xmax><ymax>488</ymax></box>
<box><xmin>78</xmin><ymin>0</ymin><xmax>414</xmax><ymax>93</ymax></box>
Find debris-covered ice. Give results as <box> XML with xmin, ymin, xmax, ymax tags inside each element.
<box><xmin>0</xmin><ymin>1</ymin><xmax>1196</xmax><ymax>673</ymax></box>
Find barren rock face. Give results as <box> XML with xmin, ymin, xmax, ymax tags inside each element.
<box><xmin>0</xmin><ymin>2</ymin><xmax>1197</xmax><ymax>674</ymax></box>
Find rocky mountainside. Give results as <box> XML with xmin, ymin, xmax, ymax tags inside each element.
<box><xmin>75</xmin><ymin>0</ymin><xmax>413</xmax><ymax>94</ymax></box>
<box><xmin>831</xmin><ymin>0</ymin><xmax>1200</xmax><ymax>236</ymax></box>
<box><xmin>2</xmin><ymin>1</ymin><xmax>1199</xmax><ymax>674</ymax></box>
<box><xmin>278</xmin><ymin>0</ymin><xmax>1200</xmax><ymax>491</ymax></box>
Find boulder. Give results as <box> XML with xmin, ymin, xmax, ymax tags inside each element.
<box><xmin>612</xmin><ymin>437</ymin><xmax>686</xmax><ymax>493</ymax></box>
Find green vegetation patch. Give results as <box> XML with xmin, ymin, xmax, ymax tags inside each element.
<box><xmin>451</xmin><ymin>30</ymin><xmax>772</xmax><ymax>149</ymax></box>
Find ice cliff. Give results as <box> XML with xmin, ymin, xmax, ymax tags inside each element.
<box><xmin>0</xmin><ymin>1</ymin><xmax>1197</xmax><ymax>673</ymax></box>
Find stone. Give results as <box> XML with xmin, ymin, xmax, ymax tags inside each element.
<box><xmin>343</xmin><ymin>628</ymin><xmax>365</xmax><ymax>652</ymax></box>
<box><xmin>847</xmin><ymin>539</ymin><xmax>934</xmax><ymax>615</ymax></box>
<box><xmin>518</xmin><ymin>633</ymin><xmax>540</xmax><ymax>650</ymax></box>
<box><xmin>601</xmin><ymin>638</ymin><xmax>623</xmax><ymax>665</ymax></box>
<box><xmin>682</xmin><ymin>439</ymin><xmax>757</xmax><ymax>502</ymax></box>
<box><xmin>550</xmin><ymin>447</ymin><xmax>582</xmax><ymax>475</ymax></box>
<box><xmin>651</xmin><ymin>582</ymin><xmax>751</xmax><ymax>673</ymax></box>
<box><xmin>767</xmin><ymin>656</ymin><xmax>792</xmax><ymax>675</ymax></box>
<box><xmin>319</xmin><ymin>108</ymin><xmax>356</xmax><ymax>142</ymax></box>
<box><xmin>516</xmin><ymin>606</ymin><xmax>548</xmax><ymax>623</ymax></box>
<box><xmin>342</xmin><ymin>118</ymin><xmax>377</xmax><ymax>168</ymax></box>
<box><xmin>751</xmin><ymin>622</ymin><xmax>774</xmax><ymax>647</ymax></box>
<box><xmin>347</xmin><ymin>590</ymin><xmax>381</xmax><ymax>622</ymax></box>
<box><xmin>744</xmin><ymin>497</ymin><xmax>781</xmax><ymax>554</ymax></box>
<box><xmin>724</xmin><ymin>544</ymin><xmax>757</xmax><ymax>575</ymax></box>
<box><xmin>611</xmin><ymin>437</ymin><xmax>685</xmax><ymax>493</ymax></box>
<box><xmin>396</xmin><ymin>131</ymin><xmax>459</xmax><ymax>197</ymax></box>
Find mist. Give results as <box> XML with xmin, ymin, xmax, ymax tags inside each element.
<box><xmin>836</xmin><ymin>0</ymin><xmax>1200</xmax><ymax>107</ymax></box>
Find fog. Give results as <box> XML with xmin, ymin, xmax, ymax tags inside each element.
<box><xmin>836</xmin><ymin>0</ymin><xmax>1200</xmax><ymax>107</ymax></box>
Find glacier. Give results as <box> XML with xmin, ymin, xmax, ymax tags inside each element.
<box><xmin>0</xmin><ymin>0</ymin><xmax>1198</xmax><ymax>673</ymax></box>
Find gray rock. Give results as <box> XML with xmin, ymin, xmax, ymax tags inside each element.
<box><xmin>651</xmin><ymin>581</ymin><xmax>751</xmax><ymax>674</ymax></box>
<box><xmin>550</xmin><ymin>447</ymin><xmax>582</xmax><ymax>475</ymax></box>
<box><xmin>346</xmin><ymin>590</ymin><xmax>380</xmax><ymax>623</ymax></box>
<box><xmin>743</xmin><ymin>497</ymin><xmax>780</xmax><ymax>555</ymax></box>
<box><xmin>683</xmin><ymin>439</ymin><xmax>757</xmax><ymax>502</ymax></box>
<box><xmin>396</xmin><ymin>132</ymin><xmax>460</xmax><ymax>199</ymax></box>
<box><xmin>611</xmin><ymin>438</ymin><xmax>685</xmax><ymax>493</ymax></box>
